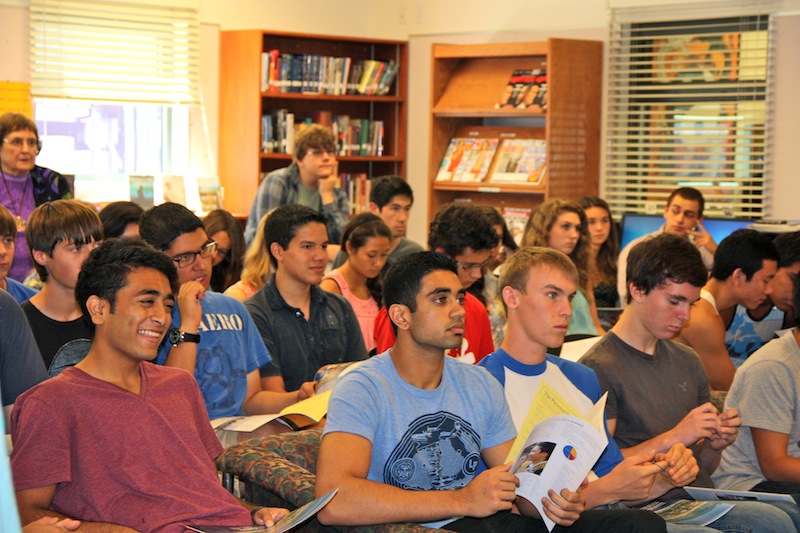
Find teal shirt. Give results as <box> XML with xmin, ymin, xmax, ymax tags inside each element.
<box><xmin>567</xmin><ymin>289</ymin><xmax>599</xmax><ymax>337</ymax></box>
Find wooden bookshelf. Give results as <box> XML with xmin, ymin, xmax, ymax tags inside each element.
<box><xmin>219</xmin><ymin>30</ymin><xmax>407</xmax><ymax>215</ymax></box>
<box><xmin>429</xmin><ymin>39</ymin><xmax>602</xmax><ymax>219</ymax></box>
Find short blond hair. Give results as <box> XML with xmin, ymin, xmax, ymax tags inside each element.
<box><xmin>499</xmin><ymin>246</ymin><xmax>578</xmax><ymax>313</ymax></box>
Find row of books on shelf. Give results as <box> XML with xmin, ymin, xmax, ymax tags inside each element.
<box><xmin>261</xmin><ymin>50</ymin><xmax>399</xmax><ymax>96</ymax></box>
<box><xmin>435</xmin><ymin>137</ymin><xmax>547</xmax><ymax>185</ymax></box>
<box><xmin>262</xmin><ymin>111</ymin><xmax>385</xmax><ymax>157</ymax></box>
<box><xmin>495</xmin><ymin>68</ymin><xmax>548</xmax><ymax>112</ymax></box>
<box><xmin>339</xmin><ymin>173</ymin><xmax>371</xmax><ymax>215</ymax></box>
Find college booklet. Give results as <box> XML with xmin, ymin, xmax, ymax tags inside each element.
<box><xmin>211</xmin><ymin>390</ymin><xmax>331</xmax><ymax>432</ymax></box>
<box><xmin>184</xmin><ymin>488</ymin><xmax>338</xmax><ymax>533</ymax></box>
<box><xmin>505</xmin><ymin>382</ymin><xmax>608</xmax><ymax>532</ymax></box>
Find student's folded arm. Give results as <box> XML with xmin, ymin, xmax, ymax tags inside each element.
<box><xmin>17</xmin><ymin>486</ymin><xmax>137</xmax><ymax>533</ymax></box>
<box><xmin>751</xmin><ymin>427</ymin><xmax>800</xmax><ymax>483</ymax></box>
<box><xmin>610</xmin><ymin>417</ymin><xmax>673</xmax><ymax>458</ymax></box>
<box><xmin>315</xmin><ymin>431</ymin><xmax>510</xmax><ymax>526</ymax></box>
<box><xmin>241</xmin><ymin>370</ymin><xmax>303</xmax><ymax>414</ymax></box>
<box><xmin>260</xmin><ymin>374</ymin><xmax>287</xmax><ymax>393</ymax></box>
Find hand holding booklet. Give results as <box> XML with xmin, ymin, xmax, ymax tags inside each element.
<box><xmin>184</xmin><ymin>488</ymin><xmax>338</xmax><ymax>533</ymax></box>
<box><xmin>505</xmin><ymin>382</ymin><xmax>609</xmax><ymax>532</ymax></box>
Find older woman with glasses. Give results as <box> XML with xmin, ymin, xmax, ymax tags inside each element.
<box><xmin>0</xmin><ymin>112</ymin><xmax>72</xmax><ymax>282</ymax></box>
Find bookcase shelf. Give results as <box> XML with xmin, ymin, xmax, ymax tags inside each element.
<box><xmin>262</xmin><ymin>93</ymin><xmax>404</xmax><ymax>103</ymax></box>
<box><xmin>428</xmin><ymin>38</ymin><xmax>602</xmax><ymax>219</ymax></box>
<box><xmin>219</xmin><ymin>30</ymin><xmax>407</xmax><ymax>215</ymax></box>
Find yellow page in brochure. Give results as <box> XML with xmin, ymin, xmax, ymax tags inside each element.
<box><xmin>505</xmin><ymin>382</ymin><xmax>591</xmax><ymax>463</ymax></box>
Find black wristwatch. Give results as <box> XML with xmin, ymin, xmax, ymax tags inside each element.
<box><xmin>168</xmin><ymin>328</ymin><xmax>201</xmax><ymax>347</ymax></box>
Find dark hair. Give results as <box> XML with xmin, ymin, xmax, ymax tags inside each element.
<box><xmin>98</xmin><ymin>201</ymin><xmax>144</xmax><ymax>239</ymax></box>
<box><xmin>428</xmin><ymin>203</ymin><xmax>499</xmax><ymax>258</ymax></box>
<box><xmin>667</xmin><ymin>187</ymin><xmax>705</xmax><ymax>218</ymax></box>
<box><xmin>293</xmin><ymin>124</ymin><xmax>336</xmax><ymax>160</ymax></box>
<box><xmin>263</xmin><ymin>204</ymin><xmax>327</xmax><ymax>268</ymax></box>
<box><xmin>477</xmin><ymin>205</ymin><xmax>518</xmax><ymax>253</ymax></box>
<box><xmin>25</xmin><ymin>200</ymin><xmax>103</xmax><ymax>282</ymax></box>
<box><xmin>383</xmin><ymin>251</ymin><xmax>458</xmax><ymax>333</ymax></box>
<box><xmin>0</xmin><ymin>204</ymin><xmax>16</xmax><ymax>237</ymax></box>
<box><xmin>626</xmin><ymin>233</ymin><xmax>708</xmax><ymax>303</ymax></box>
<box><xmin>76</xmin><ymin>237</ymin><xmax>178</xmax><ymax>318</ymax></box>
<box><xmin>710</xmin><ymin>229</ymin><xmax>779</xmax><ymax>281</ymax></box>
<box><xmin>466</xmin><ymin>205</ymin><xmax>518</xmax><ymax>305</ymax></box>
<box><xmin>521</xmin><ymin>198</ymin><xmax>591</xmax><ymax>292</ymax></box>
<box><xmin>578</xmin><ymin>196</ymin><xmax>619</xmax><ymax>284</ymax></box>
<box><xmin>773</xmin><ymin>231</ymin><xmax>800</xmax><ymax>269</ymax></box>
<box><xmin>369</xmin><ymin>175</ymin><xmax>414</xmax><ymax>208</ymax></box>
<box><xmin>341</xmin><ymin>212</ymin><xmax>392</xmax><ymax>303</ymax></box>
<box><xmin>0</xmin><ymin>112</ymin><xmax>39</xmax><ymax>146</ymax></box>
<box><xmin>203</xmin><ymin>209</ymin><xmax>245</xmax><ymax>292</ymax></box>
<box><xmin>139</xmin><ymin>202</ymin><xmax>204</xmax><ymax>251</ymax></box>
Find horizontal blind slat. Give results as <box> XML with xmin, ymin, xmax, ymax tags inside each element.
<box><xmin>604</xmin><ymin>4</ymin><xmax>772</xmax><ymax>219</ymax></box>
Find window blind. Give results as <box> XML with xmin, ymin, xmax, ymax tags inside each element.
<box><xmin>605</xmin><ymin>1</ymin><xmax>776</xmax><ymax>218</ymax></box>
<box><xmin>30</xmin><ymin>0</ymin><xmax>200</xmax><ymax>105</ymax></box>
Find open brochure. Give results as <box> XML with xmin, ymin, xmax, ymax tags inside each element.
<box><xmin>640</xmin><ymin>500</ymin><xmax>733</xmax><ymax>526</ymax></box>
<box><xmin>505</xmin><ymin>382</ymin><xmax>608</xmax><ymax>532</ymax></box>
<box><xmin>212</xmin><ymin>390</ymin><xmax>331</xmax><ymax>432</ymax></box>
<box><xmin>314</xmin><ymin>360</ymin><xmax>365</xmax><ymax>394</ymax></box>
<box><xmin>685</xmin><ymin>486</ymin><xmax>796</xmax><ymax>503</ymax></box>
<box><xmin>184</xmin><ymin>488</ymin><xmax>338</xmax><ymax>533</ymax></box>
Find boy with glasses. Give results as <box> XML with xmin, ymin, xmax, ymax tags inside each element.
<box><xmin>140</xmin><ymin>203</ymin><xmax>310</xmax><ymax>445</ymax></box>
<box><xmin>373</xmin><ymin>202</ymin><xmax>499</xmax><ymax>363</ymax></box>
<box><xmin>243</xmin><ymin>124</ymin><xmax>349</xmax><ymax>247</ymax></box>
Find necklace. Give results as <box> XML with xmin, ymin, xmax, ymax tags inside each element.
<box><xmin>0</xmin><ymin>167</ymin><xmax>30</xmax><ymax>231</ymax></box>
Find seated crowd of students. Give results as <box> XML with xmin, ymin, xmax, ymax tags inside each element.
<box><xmin>3</xmin><ymin>114</ymin><xmax>800</xmax><ymax>532</ymax></box>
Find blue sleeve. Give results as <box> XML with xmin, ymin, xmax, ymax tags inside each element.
<box><xmin>324</xmin><ymin>371</ymin><xmax>381</xmax><ymax>443</ymax></box>
<box><xmin>476</xmin><ymin>369</ymin><xmax>517</xmax><ymax>450</ymax></box>
<box><xmin>477</xmin><ymin>352</ymin><xmax>506</xmax><ymax>388</ymax></box>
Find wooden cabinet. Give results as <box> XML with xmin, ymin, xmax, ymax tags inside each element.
<box><xmin>428</xmin><ymin>39</ymin><xmax>602</xmax><ymax>219</ymax></box>
<box><xmin>219</xmin><ymin>30</ymin><xmax>407</xmax><ymax>215</ymax></box>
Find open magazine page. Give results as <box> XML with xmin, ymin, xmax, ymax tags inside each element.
<box><xmin>505</xmin><ymin>383</ymin><xmax>608</xmax><ymax>532</ymax></box>
<box><xmin>640</xmin><ymin>500</ymin><xmax>733</xmax><ymax>526</ymax></box>
<box><xmin>184</xmin><ymin>489</ymin><xmax>338</xmax><ymax>533</ymax></box>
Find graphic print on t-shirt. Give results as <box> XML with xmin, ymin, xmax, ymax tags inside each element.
<box><xmin>197</xmin><ymin>343</ymin><xmax>247</xmax><ymax>414</ymax></box>
<box><xmin>384</xmin><ymin>411</ymin><xmax>481</xmax><ymax>490</ymax></box>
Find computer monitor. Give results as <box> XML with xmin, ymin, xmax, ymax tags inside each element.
<box><xmin>619</xmin><ymin>213</ymin><xmax>755</xmax><ymax>250</ymax></box>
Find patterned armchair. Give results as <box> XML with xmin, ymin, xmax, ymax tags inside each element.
<box><xmin>216</xmin><ymin>428</ymin><xmax>454</xmax><ymax>533</ymax></box>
